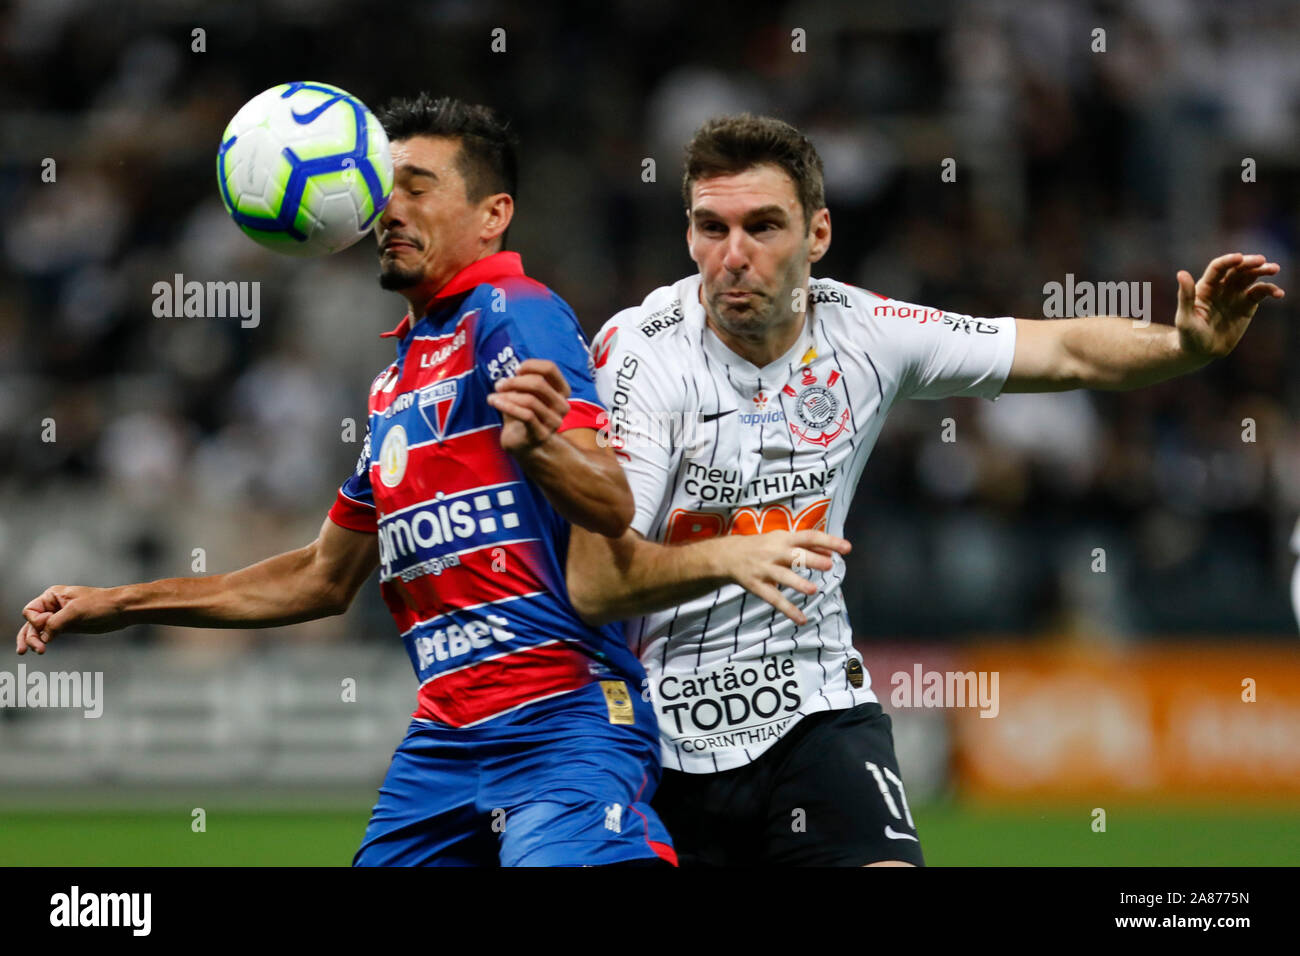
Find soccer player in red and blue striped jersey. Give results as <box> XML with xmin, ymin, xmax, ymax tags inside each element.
<box><xmin>16</xmin><ymin>95</ymin><xmax>675</xmax><ymax>868</ymax></box>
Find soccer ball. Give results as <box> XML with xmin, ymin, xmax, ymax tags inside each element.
<box><xmin>217</xmin><ymin>81</ymin><xmax>394</xmax><ymax>256</ymax></box>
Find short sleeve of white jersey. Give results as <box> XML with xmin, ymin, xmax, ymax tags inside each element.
<box><xmin>591</xmin><ymin>316</ymin><xmax>685</xmax><ymax>538</ymax></box>
<box><xmin>875</xmin><ymin>296</ymin><xmax>1018</xmax><ymax>401</ymax></box>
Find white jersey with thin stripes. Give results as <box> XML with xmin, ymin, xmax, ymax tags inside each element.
<box><xmin>592</xmin><ymin>274</ymin><xmax>1018</xmax><ymax>773</ymax></box>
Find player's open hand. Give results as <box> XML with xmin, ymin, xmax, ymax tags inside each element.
<box><xmin>716</xmin><ymin>530</ymin><xmax>852</xmax><ymax>626</ymax></box>
<box><xmin>486</xmin><ymin>358</ymin><xmax>571</xmax><ymax>456</ymax></box>
<box><xmin>16</xmin><ymin>585</ymin><xmax>124</xmax><ymax>655</ymax></box>
<box><xmin>1176</xmin><ymin>253</ymin><xmax>1284</xmax><ymax>360</ymax></box>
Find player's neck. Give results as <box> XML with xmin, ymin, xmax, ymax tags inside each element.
<box><xmin>400</xmin><ymin>247</ymin><xmax>501</xmax><ymax>319</ymax></box>
<box><xmin>401</xmin><ymin>290</ymin><xmax>436</xmax><ymax>321</ymax></box>
<box><xmin>705</xmin><ymin>310</ymin><xmax>806</xmax><ymax>369</ymax></box>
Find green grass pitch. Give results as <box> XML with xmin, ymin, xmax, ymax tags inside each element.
<box><xmin>2</xmin><ymin>803</ymin><xmax>1296</xmax><ymax>865</ymax></box>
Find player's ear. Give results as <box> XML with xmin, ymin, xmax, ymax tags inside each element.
<box><xmin>807</xmin><ymin>207</ymin><xmax>831</xmax><ymax>264</ymax></box>
<box><xmin>481</xmin><ymin>192</ymin><xmax>513</xmax><ymax>245</ymax></box>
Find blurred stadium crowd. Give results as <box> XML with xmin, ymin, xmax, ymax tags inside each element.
<box><xmin>2</xmin><ymin>0</ymin><xmax>1297</xmax><ymax>647</ymax></box>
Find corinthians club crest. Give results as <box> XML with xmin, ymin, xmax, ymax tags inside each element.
<box><xmin>783</xmin><ymin>366</ymin><xmax>850</xmax><ymax>447</ymax></box>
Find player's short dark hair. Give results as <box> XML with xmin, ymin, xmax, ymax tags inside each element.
<box><xmin>376</xmin><ymin>94</ymin><xmax>519</xmax><ymax>203</ymax></box>
<box><xmin>682</xmin><ymin>114</ymin><xmax>826</xmax><ymax>233</ymax></box>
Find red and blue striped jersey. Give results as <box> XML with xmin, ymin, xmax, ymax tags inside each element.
<box><xmin>328</xmin><ymin>252</ymin><xmax>643</xmax><ymax>727</ymax></box>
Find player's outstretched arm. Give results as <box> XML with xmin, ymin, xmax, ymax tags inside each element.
<box><xmin>567</xmin><ymin>526</ymin><xmax>851</xmax><ymax>627</ymax></box>
<box><xmin>488</xmin><ymin>358</ymin><xmax>634</xmax><ymax>537</ymax></box>
<box><xmin>15</xmin><ymin>517</ymin><xmax>379</xmax><ymax>655</ymax></box>
<box><xmin>1003</xmin><ymin>253</ymin><xmax>1284</xmax><ymax>393</ymax></box>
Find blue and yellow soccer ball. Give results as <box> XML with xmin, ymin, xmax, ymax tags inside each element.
<box><xmin>217</xmin><ymin>81</ymin><xmax>394</xmax><ymax>256</ymax></box>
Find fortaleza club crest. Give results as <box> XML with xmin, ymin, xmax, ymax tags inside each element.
<box><xmin>418</xmin><ymin>380</ymin><xmax>458</xmax><ymax>440</ymax></box>
<box><xmin>783</xmin><ymin>367</ymin><xmax>850</xmax><ymax>447</ymax></box>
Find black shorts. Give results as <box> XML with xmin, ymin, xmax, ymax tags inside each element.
<box><xmin>652</xmin><ymin>702</ymin><xmax>925</xmax><ymax>867</ymax></box>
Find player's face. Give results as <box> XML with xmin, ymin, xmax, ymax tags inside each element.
<box><xmin>376</xmin><ymin>135</ymin><xmax>486</xmax><ymax>296</ymax></box>
<box><xmin>687</xmin><ymin>165</ymin><xmax>830</xmax><ymax>340</ymax></box>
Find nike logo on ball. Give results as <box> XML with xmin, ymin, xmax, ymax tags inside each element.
<box><xmin>884</xmin><ymin>826</ymin><xmax>919</xmax><ymax>842</ymax></box>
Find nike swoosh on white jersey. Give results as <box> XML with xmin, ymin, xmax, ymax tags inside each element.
<box><xmin>884</xmin><ymin>825</ymin><xmax>919</xmax><ymax>842</ymax></box>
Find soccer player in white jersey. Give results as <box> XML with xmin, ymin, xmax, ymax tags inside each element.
<box><xmin>561</xmin><ymin>114</ymin><xmax>1283</xmax><ymax>866</ymax></box>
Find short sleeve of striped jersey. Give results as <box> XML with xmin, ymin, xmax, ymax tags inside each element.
<box><xmin>888</xmin><ymin>299</ymin><xmax>1018</xmax><ymax>401</ymax></box>
<box><xmin>590</xmin><ymin>321</ymin><xmax>679</xmax><ymax>538</ymax></box>
<box><xmin>474</xmin><ymin>298</ymin><xmax>607</xmax><ymax>433</ymax></box>
<box><xmin>327</xmin><ymin>422</ymin><xmax>377</xmax><ymax>533</ymax></box>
